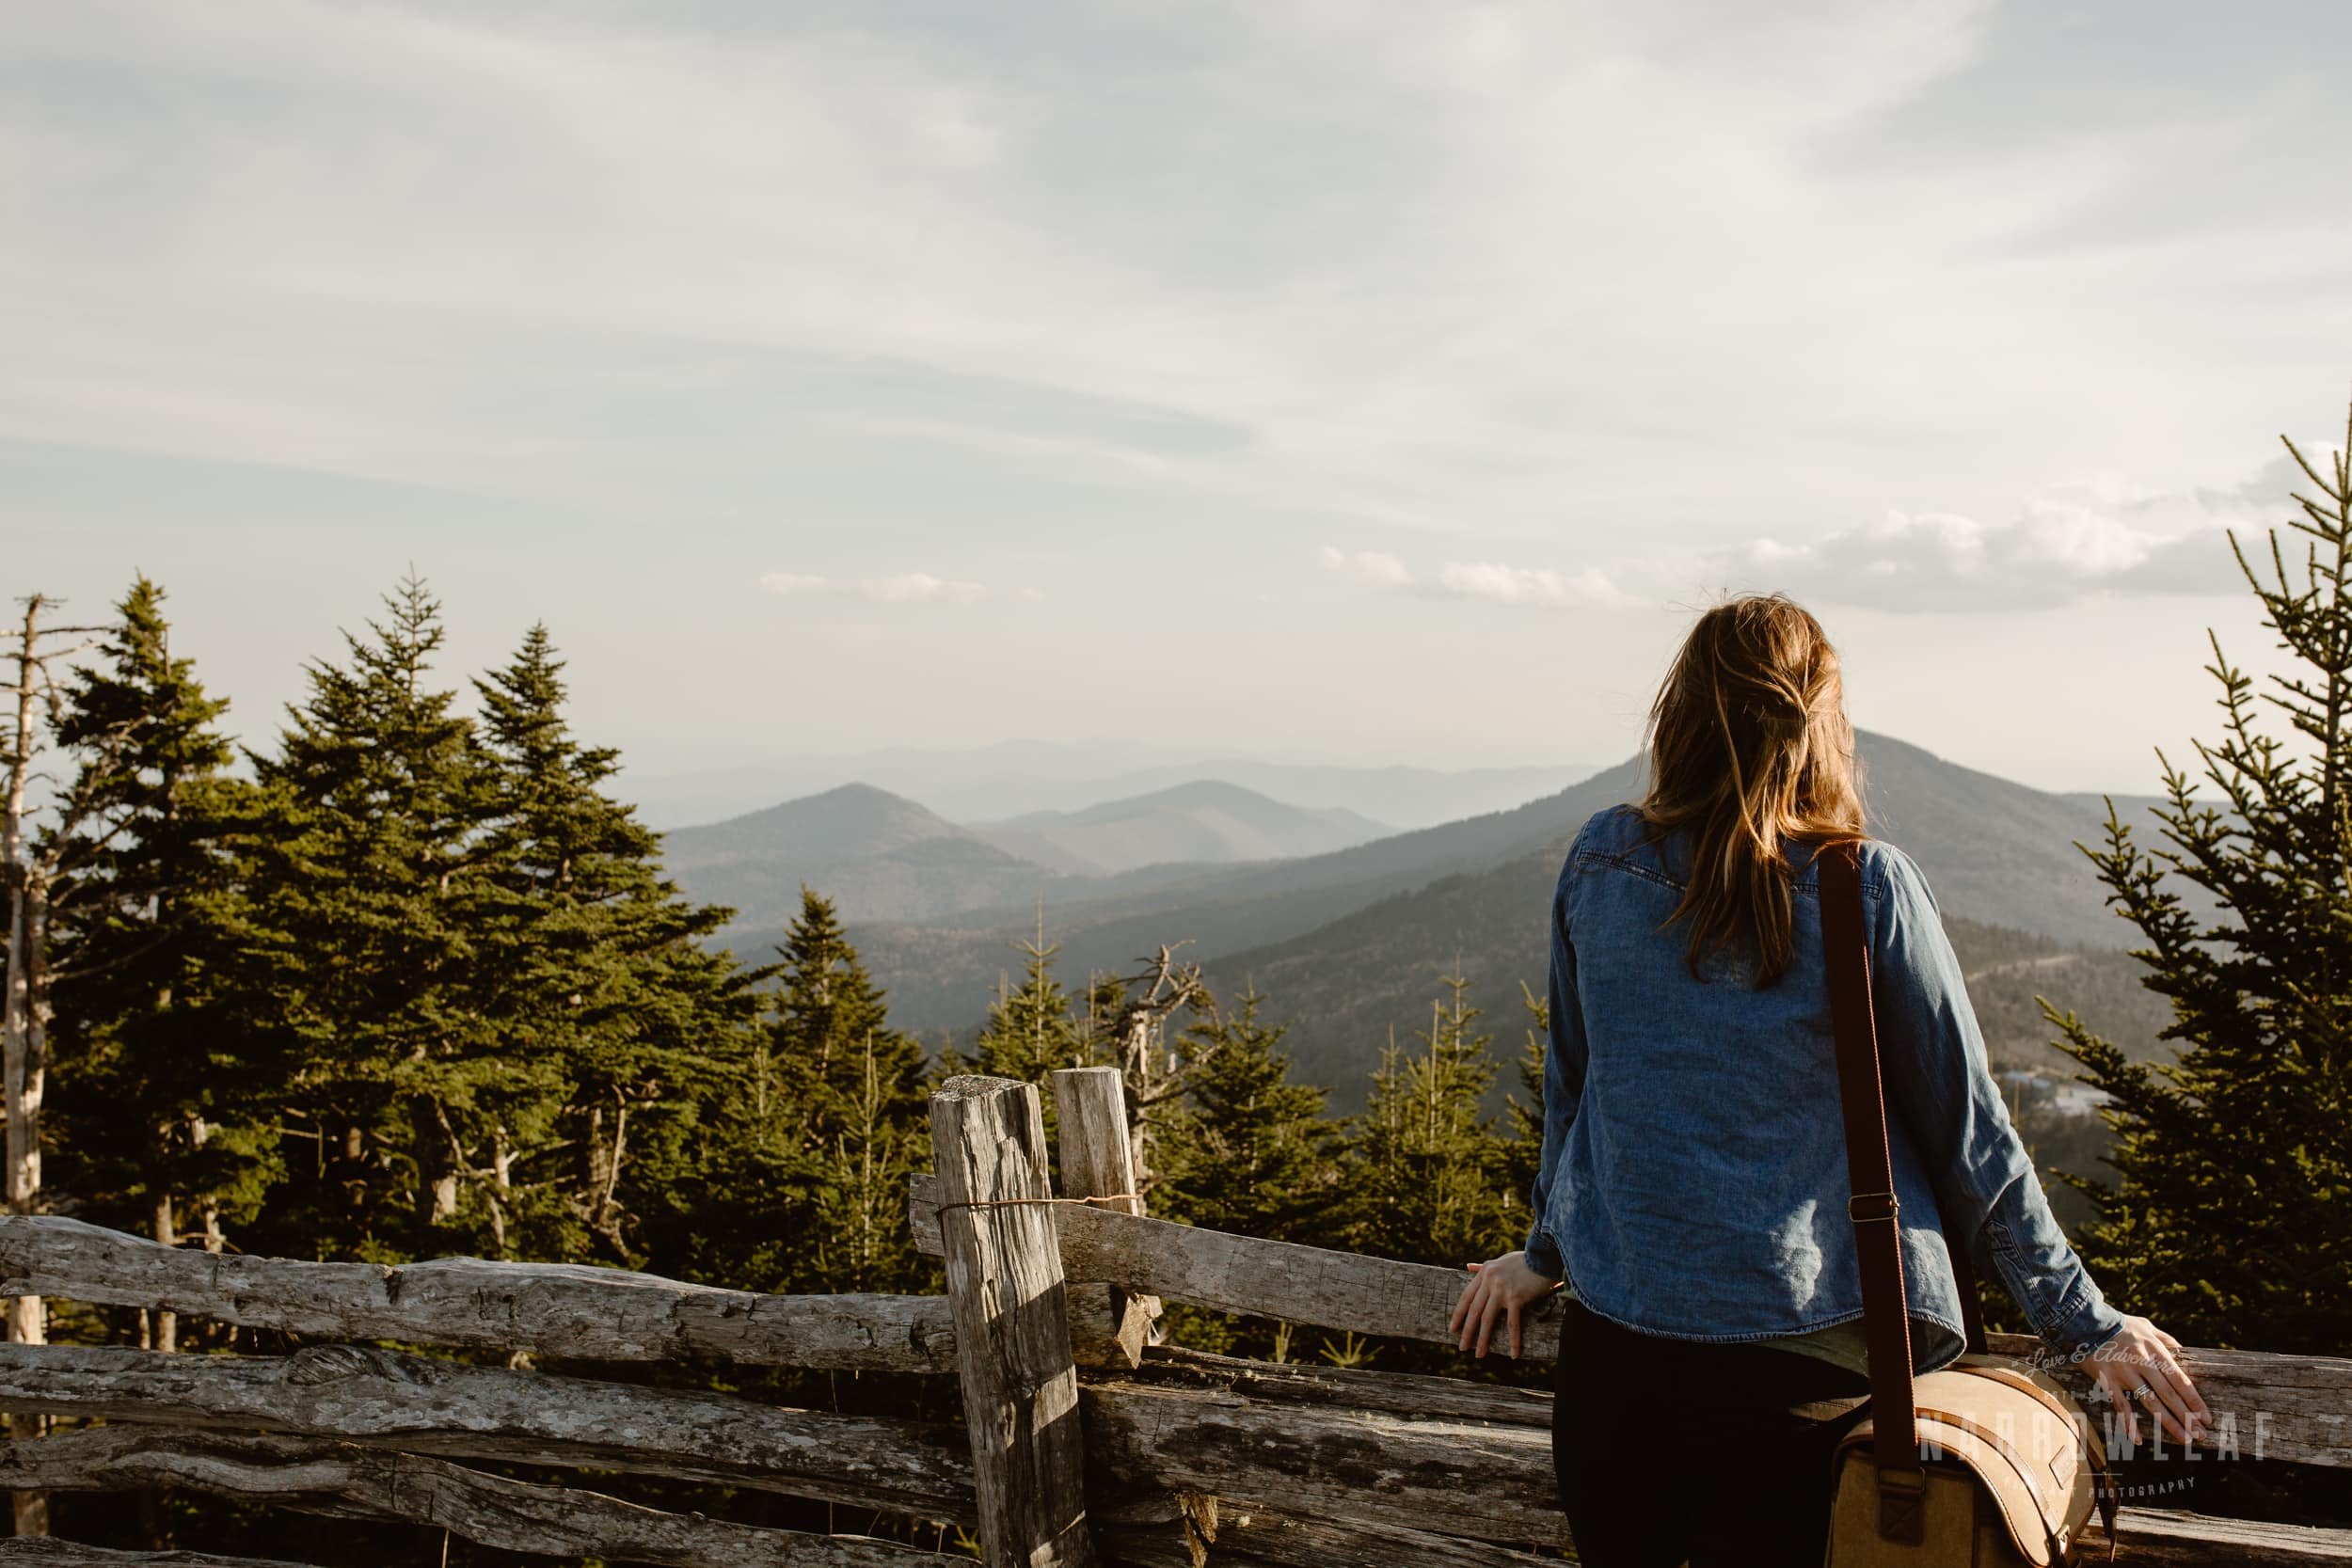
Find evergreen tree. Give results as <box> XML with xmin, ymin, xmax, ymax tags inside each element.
<box><xmin>1153</xmin><ymin>986</ymin><xmax>1339</xmax><ymax>1243</ymax></box>
<box><xmin>765</xmin><ymin>888</ymin><xmax>927</xmax><ymax>1292</ymax></box>
<box><xmin>48</xmin><ymin>578</ymin><xmax>280</xmax><ymax>1317</ymax></box>
<box><xmin>470</xmin><ymin>624</ymin><xmax>761</xmax><ymax>1264</ymax></box>
<box><xmin>1501</xmin><ymin>979</ymin><xmax>1549</xmax><ymax>1226</ymax></box>
<box><xmin>1075</xmin><ymin>970</ymin><xmax>1128</xmax><ymax>1077</ymax></box>
<box><xmin>957</xmin><ymin>919</ymin><xmax>1089</xmax><ymax>1088</ymax></box>
<box><xmin>241</xmin><ymin>576</ymin><xmax>503</xmax><ymax>1262</ymax></box>
<box><xmin>2049</xmin><ymin>413</ymin><xmax>2352</xmax><ymax>1357</ymax></box>
<box><xmin>808</xmin><ymin>1013</ymin><xmax>933</xmax><ymax>1294</ymax></box>
<box><xmin>1345</xmin><ymin>967</ymin><xmax>1516</xmax><ymax>1268</ymax></box>
<box><xmin>674</xmin><ymin>888</ymin><xmax>929</xmax><ymax>1294</ymax></box>
<box><xmin>770</xmin><ymin>888</ymin><xmax>900</xmax><ymax>1145</ymax></box>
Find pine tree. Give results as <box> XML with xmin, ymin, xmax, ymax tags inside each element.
<box><xmin>2048</xmin><ymin>411</ymin><xmax>2352</xmax><ymax>1357</ymax></box>
<box><xmin>242</xmin><ymin>576</ymin><xmax>503</xmax><ymax>1262</ymax></box>
<box><xmin>809</xmin><ymin>1016</ymin><xmax>933</xmax><ymax>1293</ymax></box>
<box><xmin>960</xmin><ymin>918</ymin><xmax>1089</xmax><ymax>1088</ymax></box>
<box><xmin>1346</xmin><ymin>967</ymin><xmax>1515</xmax><ymax>1269</ymax></box>
<box><xmin>49</xmin><ymin>578</ymin><xmax>281</xmax><ymax>1316</ymax></box>
<box><xmin>1153</xmin><ymin>986</ymin><xmax>1339</xmax><ymax>1243</ymax></box>
<box><xmin>767</xmin><ymin>888</ymin><xmax>928</xmax><ymax>1292</ymax></box>
<box><xmin>771</xmin><ymin>889</ymin><xmax>898</xmax><ymax>1141</ymax></box>
<box><xmin>1501</xmin><ymin>979</ymin><xmax>1549</xmax><ymax>1227</ymax></box>
<box><xmin>470</xmin><ymin>624</ymin><xmax>761</xmax><ymax>1264</ymax></box>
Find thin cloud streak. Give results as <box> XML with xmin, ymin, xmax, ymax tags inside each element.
<box><xmin>1438</xmin><ymin>562</ymin><xmax>1625</xmax><ymax>608</ymax></box>
<box><xmin>1322</xmin><ymin>546</ymin><xmax>1624</xmax><ymax>608</ymax></box>
<box><xmin>760</xmin><ymin>571</ymin><xmax>987</xmax><ymax>604</ymax></box>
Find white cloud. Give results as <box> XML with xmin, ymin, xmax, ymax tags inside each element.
<box><xmin>1324</xmin><ymin>546</ymin><xmax>1623</xmax><ymax>609</ymax></box>
<box><xmin>1320</xmin><ymin>546</ymin><xmax>1415</xmax><ymax>587</ymax></box>
<box><xmin>761</xmin><ymin>571</ymin><xmax>986</xmax><ymax>604</ymax></box>
<box><xmin>1435</xmin><ymin>562</ymin><xmax>1624</xmax><ymax>608</ymax></box>
<box><xmin>1692</xmin><ymin>454</ymin><xmax>2317</xmax><ymax>611</ymax></box>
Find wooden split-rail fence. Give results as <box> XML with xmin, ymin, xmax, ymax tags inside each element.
<box><xmin>0</xmin><ymin>1067</ymin><xmax>2341</xmax><ymax>1567</ymax></box>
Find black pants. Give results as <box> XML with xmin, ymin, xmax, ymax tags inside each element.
<box><xmin>1551</xmin><ymin>1299</ymin><xmax>1871</xmax><ymax>1568</ymax></box>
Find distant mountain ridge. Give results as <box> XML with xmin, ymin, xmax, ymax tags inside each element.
<box><xmin>928</xmin><ymin>759</ymin><xmax>1585</xmax><ymax>832</ymax></box>
<box><xmin>659</xmin><ymin>777</ymin><xmax>1418</xmax><ymax>931</ymax></box>
<box><xmin>810</xmin><ymin>732</ymin><xmax>2195</xmax><ymax>1040</ymax></box>
<box><xmin>627</xmin><ymin>742</ymin><xmax>1593</xmax><ymax>831</ymax></box>
<box><xmin>972</xmin><ymin>780</ymin><xmax>1390</xmax><ymax>875</ymax></box>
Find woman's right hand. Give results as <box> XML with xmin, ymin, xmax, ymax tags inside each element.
<box><xmin>2084</xmin><ymin>1315</ymin><xmax>2209</xmax><ymax>1447</ymax></box>
<box><xmin>1449</xmin><ymin>1251</ymin><xmax>1564</xmax><ymax>1360</ymax></box>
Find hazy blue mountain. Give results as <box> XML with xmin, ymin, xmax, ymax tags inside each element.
<box><xmin>927</xmin><ymin>758</ymin><xmax>1592</xmax><ymax>832</ymax></box>
<box><xmin>625</xmin><ymin>739</ymin><xmax>1592</xmax><ymax>831</ymax></box>
<box><xmin>660</xmin><ymin>783</ymin><xmax>1063</xmax><ymax>928</ymax></box>
<box><xmin>628</xmin><ymin>739</ymin><xmax>1174</xmax><ymax>828</ymax></box>
<box><xmin>972</xmin><ymin>781</ymin><xmax>1391</xmax><ymax>875</ymax></box>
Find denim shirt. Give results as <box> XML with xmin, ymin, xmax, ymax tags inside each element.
<box><xmin>1523</xmin><ymin>802</ymin><xmax>2124</xmax><ymax>1369</ymax></box>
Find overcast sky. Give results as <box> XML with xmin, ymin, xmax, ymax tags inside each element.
<box><xmin>7</xmin><ymin>0</ymin><xmax>2349</xmax><ymax>799</ymax></box>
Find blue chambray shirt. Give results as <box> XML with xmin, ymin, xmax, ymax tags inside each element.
<box><xmin>1522</xmin><ymin>802</ymin><xmax>2124</xmax><ymax>1369</ymax></box>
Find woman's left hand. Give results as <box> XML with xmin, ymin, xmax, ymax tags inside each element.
<box><xmin>1449</xmin><ymin>1250</ymin><xmax>1565</xmax><ymax>1359</ymax></box>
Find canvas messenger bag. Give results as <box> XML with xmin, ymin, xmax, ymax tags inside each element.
<box><xmin>1817</xmin><ymin>838</ymin><xmax>2117</xmax><ymax>1566</ymax></box>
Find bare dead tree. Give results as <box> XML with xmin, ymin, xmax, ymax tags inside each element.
<box><xmin>1110</xmin><ymin>943</ymin><xmax>1213</xmax><ymax>1196</ymax></box>
<box><xmin>0</xmin><ymin>593</ymin><xmax>105</xmax><ymax>1537</ymax></box>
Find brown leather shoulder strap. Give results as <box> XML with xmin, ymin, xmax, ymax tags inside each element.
<box><xmin>1818</xmin><ymin>837</ymin><xmax>1923</xmax><ymax>1482</ymax></box>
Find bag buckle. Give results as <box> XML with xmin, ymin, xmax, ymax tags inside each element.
<box><xmin>1877</xmin><ymin>1468</ymin><xmax>1928</xmax><ymax>1543</ymax></box>
<box><xmin>1848</xmin><ymin>1191</ymin><xmax>1900</xmax><ymax>1223</ymax></box>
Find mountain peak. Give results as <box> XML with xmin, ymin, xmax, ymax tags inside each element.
<box><xmin>664</xmin><ymin>780</ymin><xmax>962</xmax><ymax>858</ymax></box>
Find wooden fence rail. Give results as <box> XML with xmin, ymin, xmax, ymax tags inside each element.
<box><xmin>913</xmin><ymin>1167</ymin><xmax>1565</xmax><ymax>1356</ymax></box>
<box><xmin>0</xmin><ymin>1342</ymin><xmax>974</xmax><ymax>1519</ymax></box>
<box><xmin>0</xmin><ymin>1216</ymin><xmax>957</xmax><ymax>1372</ymax></box>
<box><xmin>0</xmin><ymin>1428</ymin><xmax>955</xmax><ymax>1567</ymax></box>
<box><xmin>0</xmin><ymin>1069</ymin><xmax>2343</xmax><ymax>1567</ymax></box>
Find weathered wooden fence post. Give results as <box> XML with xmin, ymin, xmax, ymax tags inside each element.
<box><xmin>1050</xmin><ymin>1068</ymin><xmax>1158</xmax><ymax>1368</ymax></box>
<box><xmin>930</xmin><ymin>1075</ymin><xmax>1100</xmax><ymax>1568</ymax></box>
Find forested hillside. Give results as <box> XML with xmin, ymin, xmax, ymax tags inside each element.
<box><xmin>1201</xmin><ymin>851</ymin><xmax>2180</xmax><ymax>1116</ymax></box>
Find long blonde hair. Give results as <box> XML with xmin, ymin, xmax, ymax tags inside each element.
<box><xmin>1636</xmin><ymin>593</ymin><xmax>1867</xmax><ymax>988</ymax></box>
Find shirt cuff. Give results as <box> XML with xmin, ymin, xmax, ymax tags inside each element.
<box><xmin>1523</xmin><ymin>1225</ymin><xmax>1565</xmax><ymax>1281</ymax></box>
<box><xmin>2042</xmin><ymin>1275</ymin><xmax>2126</xmax><ymax>1358</ymax></box>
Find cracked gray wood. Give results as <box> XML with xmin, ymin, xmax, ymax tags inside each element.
<box><xmin>2083</xmin><ymin>1507</ymin><xmax>2352</xmax><ymax>1565</ymax></box>
<box><xmin>0</xmin><ymin>1544</ymin><xmax>326</xmax><ymax>1568</ymax></box>
<box><xmin>930</xmin><ymin>1075</ymin><xmax>1100</xmax><ymax>1568</ymax></box>
<box><xmin>1051</xmin><ymin>1067</ymin><xmax>1157</xmax><ymax>1369</ymax></box>
<box><xmin>0</xmin><ymin>1213</ymin><xmax>954</xmax><ymax>1371</ymax></box>
<box><xmin>1134</xmin><ymin>1344</ymin><xmax>1552</xmax><ymax>1428</ymax></box>
<box><xmin>912</xmin><ymin>1169</ymin><xmax>1564</xmax><ymax>1358</ymax></box>
<box><xmin>1080</xmin><ymin>1368</ymin><xmax>1560</xmax><ymax>1544</ymax></box>
<box><xmin>0</xmin><ymin>1427</ymin><xmax>958</xmax><ymax>1566</ymax></box>
<box><xmin>0</xmin><ymin>1342</ymin><xmax>975</xmax><ymax>1521</ymax></box>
